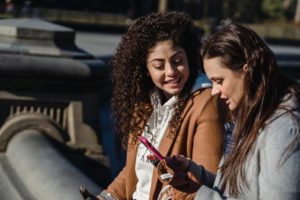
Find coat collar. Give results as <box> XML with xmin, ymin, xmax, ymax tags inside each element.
<box><xmin>191</xmin><ymin>73</ymin><xmax>211</xmax><ymax>93</ymax></box>
<box><xmin>156</xmin><ymin>73</ymin><xmax>212</xmax><ymax>155</ymax></box>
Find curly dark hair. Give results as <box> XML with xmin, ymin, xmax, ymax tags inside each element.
<box><xmin>111</xmin><ymin>11</ymin><xmax>202</xmax><ymax>148</ymax></box>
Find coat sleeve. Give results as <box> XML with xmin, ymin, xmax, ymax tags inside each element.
<box><xmin>190</xmin><ymin>161</ymin><xmax>225</xmax><ymax>200</ymax></box>
<box><xmin>104</xmin><ymin>138</ymin><xmax>137</xmax><ymax>200</ymax></box>
<box><xmin>105</xmin><ymin>165</ymin><xmax>128</xmax><ymax>200</ymax></box>
<box><xmin>192</xmin><ymin>94</ymin><xmax>225</xmax><ymax>173</ymax></box>
<box><xmin>188</xmin><ymin>161</ymin><xmax>216</xmax><ymax>188</ymax></box>
<box><xmin>171</xmin><ymin>90</ymin><xmax>225</xmax><ymax>199</ymax></box>
<box><xmin>195</xmin><ymin>185</ymin><xmax>226</xmax><ymax>200</ymax></box>
<box><xmin>258</xmin><ymin>114</ymin><xmax>300</xmax><ymax>200</ymax></box>
<box><xmin>194</xmin><ymin>111</ymin><xmax>300</xmax><ymax>200</ymax></box>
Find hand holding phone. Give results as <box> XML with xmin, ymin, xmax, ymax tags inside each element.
<box><xmin>79</xmin><ymin>186</ymin><xmax>99</xmax><ymax>200</ymax></box>
<box><xmin>138</xmin><ymin>135</ymin><xmax>164</xmax><ymax>161</ymax></box>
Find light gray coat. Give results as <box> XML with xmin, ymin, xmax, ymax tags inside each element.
<box><xmin>193</xmin><ymin>94</ymin><xmax>300</xmax><ymax>200</ymax></box>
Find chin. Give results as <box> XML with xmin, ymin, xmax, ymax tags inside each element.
<box><xmin>229</xmin><ymin>105</ymin><xmax>238</xmax><ymax>111</ymax></box>
<box><xmin>167</xmin><ymin>89</ymin><xmax>182</xmax><ymax>95</ymax></box>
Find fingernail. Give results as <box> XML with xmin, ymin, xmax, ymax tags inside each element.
<box><xmin>147</xmin><ymin>154</ymin><xmax>155</xmax><ymax>160</ymax></box>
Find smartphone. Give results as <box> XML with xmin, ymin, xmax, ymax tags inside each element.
<box><xmin>138</xmin><ymin>135</ymin><xmax>164</xmax><ymax>161</ymax></box>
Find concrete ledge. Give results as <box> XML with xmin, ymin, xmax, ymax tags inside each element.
<box><xmin>4</xmin><ymin>129</ymin><xmax>102</xmax><ymax>200</ymax></box>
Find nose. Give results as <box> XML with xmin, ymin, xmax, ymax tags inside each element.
<box><xmin>211</xmin><ymin>85</ymin><xmax>221</xmax><ymax>96</ymax></box>
<box><xmin>165</xmin><ymin>63</ymin><xmax>176</xmax><ymax>76</ymax></box>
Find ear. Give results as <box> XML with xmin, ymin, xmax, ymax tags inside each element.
<box><xmin>242</xmin><ymin>64</ymin><xmax>249</xmax><ymax>72</ymax></box>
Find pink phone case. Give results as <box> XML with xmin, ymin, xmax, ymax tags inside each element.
<box><xmin>138</xmin><ymin>136</ymin><xmax>164</xmax><ymax>160</ymax></box>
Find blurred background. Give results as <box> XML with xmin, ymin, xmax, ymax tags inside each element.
<box><xmin>0</xmin><ymin>0</ymin><xmax>300</xmax><ymax>38</ymax></box>
<box><xmin>0</xmin><ymin>0</ymin><xmax>300</xmax><ymax>39</ymax></box>
<box><xmin>0</xmin><ymin>1</ymin><xmax>299</xmax><ymax>199</ymax></box>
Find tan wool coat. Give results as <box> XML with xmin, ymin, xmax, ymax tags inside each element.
<box><xmin>106</xmin><ymin>88</ymin><xmax>225</xmax><ymax>200</ymax></box>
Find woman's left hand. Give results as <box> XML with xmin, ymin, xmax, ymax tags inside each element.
<box><xmin>80</xmin><ymin>186</ymin><xmax>102</xmax><ymax>200</ymax></box>
<box><xmin>156</xmin><ymin>155</ymin><xmax>191</xmax><ymax>187</ymax></box>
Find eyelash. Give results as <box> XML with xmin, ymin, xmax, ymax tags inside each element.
<box><xmin>215</xmin><ymin>80</ymin><xmax>223</xmax><ymax>85</ymax></box>
<box><xmin>173</xmin><ymin>58</ymin><xmax>183</xmax><ymax>64</ymax></box>
<box><xmin>154</xmin><ymin>65</ymin><xmax>163</xmax><ymax>69</ymax></box>
<box><xmin>152</xmin><ymin>58</ymin><xmax>183</xmax><ymax>69</ymax></box>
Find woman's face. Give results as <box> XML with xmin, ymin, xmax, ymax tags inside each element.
<box><xmin>204</xmin><ymin>57</ymin><xmax>246</xmax><ymax>111</ymax></box>
<box><xmin>146</xmin><ymin>40</ymin><xmax>190</xmax><ymax>99</ymax></box>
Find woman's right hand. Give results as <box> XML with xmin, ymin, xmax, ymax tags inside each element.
<box><xmin>168</xmin><ymin>155</ymin><xmax>191</xmax><ymax>172</ymax></box>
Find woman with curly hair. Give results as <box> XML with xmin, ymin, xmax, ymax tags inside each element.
<box><xmin>156</xmin><ymin>23</ymin><xmax>300</xmax><ymax>199</ymax></box>
<box><xmin>81</xmin><ymin>11</ymin><xmax>226</xmax><ymax>200</ymax></box>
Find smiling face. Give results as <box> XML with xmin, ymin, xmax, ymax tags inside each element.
<box><xmin>204</xmin><ymin>57</ymin><xmax>246</xmax><ymax>111</ymax></box>
<box><xmin>146</xmin><ymin>40</ymin><xmax>190</xmax><ymax>99</ymax></box>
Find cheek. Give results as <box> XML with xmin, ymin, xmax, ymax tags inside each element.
<box><xmin>148</xmin><ymin>71</ymin><xmax>163</xmax><ymax>83</ymax></box>
<box><xmin>228</xmin><ymin>87</ymin><xmax>243</xmax><ymax>106</ymax></box>
<box><xmin>220</xmin><ymin>84</ymin><xmax>235</xmax><ymax>99</ymax></box>
<box><xmin>179</xmin><ymin>65</ymin><xmax>190</xmax><ymax>78</ymax></box>
<box><xmin>219</xmin><ymin>85</ymin><xmax>228</xmax><ymax>96</ymax></box>
<box><xmin>236</xmin><ymin>88</ymin><xmax>244</xmax><ymax>103</ymax></box>
<box><xmin>235</xmin><ymin>81</ymin><xmax>244</xmax><ymax>98</ymax></box>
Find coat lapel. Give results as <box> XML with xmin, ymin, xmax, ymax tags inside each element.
<box><xmin>149</xmin><ymin>90</ymin><xmax>200</xmax><ymax>199</ymax></box>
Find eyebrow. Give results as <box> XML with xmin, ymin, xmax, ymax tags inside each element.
<box><xmin>210</xmin><ymin>76</ymin><xmax>221</xmax><ymax>81</ymax></box>
<box><xmin>171</xmin><ymin>51</ymin><xmax>184</xmax><ymax>58</ymax></box>
<box><xmin>149</xmin><ymin>51</ymin><xmax>184</xmax><ymax>63</ymax></box>
<box><xmin>149</xmin><ymin>58</ymin><xmax>163</xmax><ymax>63</ymax></box>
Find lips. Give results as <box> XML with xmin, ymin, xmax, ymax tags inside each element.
<box><xmin>165</xmin><ymin>77</ymin><xmax>181</xmax><ymax>84</ymax></box>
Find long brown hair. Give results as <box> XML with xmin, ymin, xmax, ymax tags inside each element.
<box><xmin>111</xmin><ymin>11</ymin><xmax>202</xmax><ymax>148</ymax></box>
<box><xmin>202</xmin><ymin>23</ymin><xmax>300</xmax><ymax>197</ymax></box>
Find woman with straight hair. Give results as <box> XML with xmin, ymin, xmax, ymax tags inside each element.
<box><xmin>156</xmin><ymin>23</ymin><xmax>300</xmax><ymax>199</ymax></box>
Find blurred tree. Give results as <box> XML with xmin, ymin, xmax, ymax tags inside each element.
<box><xmin>235</xmin><ymin>0</ymin><xmax>263</xmax><ymax>22</ymax></box>
<box><xmin>295</xmin><ymin>0</ymin><xmax>300</xmax><ymax>23</ymax></box>
<box><xmin>168</xmin><ymin>0</ymin><xmax>204</xmax><ymax>19</ymax></box>
<box><xmin>283</xmin><ymin>0</ymin><xmax>297</xmax><ymax>20</ymax></box>
<box><xmin>262</xmin><ymin>0</ymin><xmax>285</xmax><ymax>20</ymax></box>
<box><xmin>207</xmin><ymin>0</ymin><xmax>222</xmax><ymax>21</ymax></box>
<box><xmin>222</xmin><ymin>0</ymin><xmax>263</xmax><ymax>23</ymax></box>
<box><xmin>158</xmin><ymin>0</ymin><xmax>167</xmax><ymax>12</ymax></box>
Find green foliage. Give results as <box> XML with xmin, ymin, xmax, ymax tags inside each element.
<box><xmin>262</xmin><ymin>0</ymin><xmax>285</xmax><ymax>19</ymax></box>
<box><xmin>224</xmin><ymin>0</ymin><xmax>263</xmax><ymax>23</ymax></box>
<box><xmin>222</xmin><ymin>0</ymin><xmax>290</xmax><ymax>23</ymax></box>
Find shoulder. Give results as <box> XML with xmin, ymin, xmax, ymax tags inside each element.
<box><xmin>192</xmin><ymin>88</ymin><xmax>227</xmax><ymax>113</ymax></box>
<box><xmin>263</xmin><ymin>95</ymin><xmax>300</xmax><ymax>143</ymax></box>
<box><xmin>187</xmin><ymin>88</ymin><xmax>218</xmax><ymax>114</ymax></box>
<box><xmin>191</xmin><ymin>88</ymin><xmax>214</xmax><ymax>104</ymax></box>
<box><xmin>186</xmin><ymin>88</ymin><xmax>228</xmax><ymax>123</ymax></box>
<box><xmin>262</xmin><ymin>111</ymin><xmax>299</xmax><ymax>145</ymax></box>
<box><xmin>256</xmin><ymin>105</ymin><xmax>300</xmax><ymax>192</ymax></box>
<box><xmin>259</xmin><ymin>105</ymin><xmax>300</xmax><ymax>158</ymax></box>
<box><xmin>188</xmin><ymin>73</ymin><xmax>214</xmax><ymax>106</ymax></box>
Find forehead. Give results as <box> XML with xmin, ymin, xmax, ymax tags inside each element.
<box><xmin>203</xmin><ymin>57</ymin><xmax>238</xmax><ymax>79</ymax></box>
<box><xmin>203</xmin><ymin>57</ymin><xmax>245</xmax><ymax>81</ymax></box>
<box><xmin>147</xmin><ymin>40</ymin><xmax>184</xmax><ymax>55</ymax></box>
<box><xmin>204</xmin><ymin>57</ymin><xmax>226</xmax><ymax>72</ymax></box>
